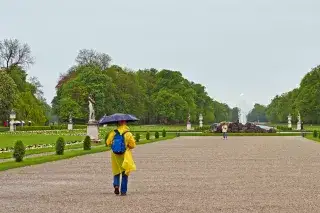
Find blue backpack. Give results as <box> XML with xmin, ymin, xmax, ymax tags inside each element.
<box><xmin>111</xmin><ymin>130</ymin><xmax>127</xmax><ymax>154</ymax></box>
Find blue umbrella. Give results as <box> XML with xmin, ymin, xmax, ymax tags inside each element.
<box><xmin>99</xmin><ymin>113</ymin><xmax>139</xmax><ymax>125</ymax></box>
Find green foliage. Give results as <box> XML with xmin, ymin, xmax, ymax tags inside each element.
<box><xmin>0</xmin><ymin>127</ymin><xmax>9</xmax><ymax>132</ymax></box>
<box><xmin>83</xmin><ymin>136</ymin><xmax>91</xmax><ymax>150</ymax></box>
<box><xmin>13</xmin><ymin>140</ymin><xmax>25</xmax><ymax>162</ymax></box>
<box><xmin>0</xmin><ymin>71</ymin><xmax>18</xmax><ymax>121</ymax></box>
<box><xmin>146</xmin><ymin>131</ymin><xmax>150</xmax><ymax>140</ymax></box>
<box><xmin>0</xmin><ymin>61</ymin><xmax>49</xmax><ymax>125</ymax></box>
<box><xmin>230</xmin><ymin>107</ymin><xmax>240</xmax><ymax>122</ymax></box>
<box><xmin>53</xmin><ymin>64</ymin><xmax>236</xmax><ymax>124</ymax></box>
<box><xmin>155</xmin><ymin>131</ymin><xmax>159</xmax><ymax>139</ymax></box>
<box><xmin>313</xmin><ymin>130</ymin><xmax>318</xmax><ymax>138</ymax></box>
<box><xmin>0</xmin><ymin>135</ymin><xmax>176</xmax><ymax>172</ymax></box>
<box><xmin>213</xmin><ymin>101</ymin><xmax>232</xmax><ymax>122</ymax></box>
<box><xmin>55</xmin><ymin>137</ymin><xmax>65</xmax><ymax>155</ymax></box>
<box><xmin>265</xmin><ymin>65</ymin><xmax>320</xmax><ymax>124</ymax></box>
<box><xmin>135</xmin><ymin>133</ymin><xmax>140</xmax><ymax>142</ymax></box>
<box><xmin>194</xmin><ymin>126</ymin><xmax>211</xmax><ymax>132</ymax></box>
<box><xmin>162</xmin><ymin>129</ymin><xmax>166</xmax><ymax>137</ymax></box>
<box><xmin>275</xmin><ymin>126</ymin><xmax>292</xmax><ymax>131</ymax></box>
<box><xmin>177</xmin><ymin>132</ymin><xmax>302</xmax><ymax>136</ymax></box>
<box><xmin>247</xmin><ymin>104</ymin><xmax>268</xmax><ymax>122</ymax></box>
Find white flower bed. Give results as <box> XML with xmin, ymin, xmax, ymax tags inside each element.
<box><xmin>0</xmin><ymin>130</ymin><xmax>86</xmax><ymax>136</ymax></box>
<box><xmin>0</xmin><ymin>140</ymin><xmax>84</xmax><ymax>153</ymax></box>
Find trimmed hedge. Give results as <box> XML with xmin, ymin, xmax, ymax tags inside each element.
<box><xmin>83</xmin><ymin>136</ymin><xmax>91</xmax><ymax>150</ymax></box>
<box><xmin>162</xmin><ymin>129</ymin><xmax>166</xmax><ymax>137</ymax></box>
<box><xmin>135</xmin><ymin>133</ymin><xmax>140</xmax><ymax>142</ymax></box>
<box><xmin>0</xmin><ymin>127</ymin><xmax>9</xmax><ymax>132</ymax></box>
<box><xmin>313</xmin><ymin>130</ymin><xmax>318</xmax><ymax>138</ymax></box>
<box><xmin>55</xmin><ymin>137</ymin><xmax>65</xmax><ymax>155</ymax></box>
<box><xmin>176</xmin><ymin>132</ymin><xmax>304</xmax><ymax>136</ymax></box>
<box><xmin>146</xmin><ymin>131</ymin><xmax>150</xmax><ymax>140</ymax></box>
<box><xmin>155</xmin><ymin>131</ymin><xmax>159</xmax><ymax>139</ymax></box>
<box><xmin>13</xmin><ymin>140</ymin><xmax>25</xmax><ymax>162</ymax></box>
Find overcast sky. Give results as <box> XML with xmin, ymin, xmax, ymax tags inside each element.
<box><xmin>1</xmin><ymin>0</ymin><xmax>320</xmax><ymax>113</ymax></box>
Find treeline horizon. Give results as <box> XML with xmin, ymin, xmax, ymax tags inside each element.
<box><xmin>247</xmin><ymin>65</ymin><xmax>320</xmax><ymax>124</ymax></box>
<box><xmin>0</xmin><ymin>38</ymin><xmax>240</xmax><ymax>125</ymax></box>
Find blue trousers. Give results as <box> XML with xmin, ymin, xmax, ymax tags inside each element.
<box><xmin>113</xmin><ymin>172</ymin><xmax>128</xmax><ymax>193</ymax></box>
<box><xmin>223</xmin><ymin>132</ymin><xmax>227</xmax><ymax>138</ymax></box>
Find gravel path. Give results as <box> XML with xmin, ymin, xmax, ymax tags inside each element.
<box><xmin>1</xmin><ymin>136</ymin><xmax>320</xmax><ymax>213</ymax></box>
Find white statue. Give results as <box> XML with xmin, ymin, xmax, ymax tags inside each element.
<box><xmin>88</xmin><ymin>95</ymin><xmax>96</xmax><ymax>122</ymax></box>
<box><xmin>69</xmin><ymin>113</ymin><xmax>73</xmax><ymax>124</ymax></box>
<box><xmin>297</xmin><ymin>112</ymin><xmax>301</xmax><ymax>130</ymax></box>
<box><xmin>199</xmin><ymin>113</ymin><xmax>203</xmax><ymax>128</ymax></box>
<box><xmin>187</xmin><ymin>111</ymin><xmax>191</xmax><ymax>130</ymax></box>
<box><xmin>288</xmin><ymin>114</ymin><xmax>292</xmax><ymax>128</ymax></box>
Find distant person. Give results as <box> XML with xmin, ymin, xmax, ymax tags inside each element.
<box><xmin>106</xmin><ymin>120</ymin><xmax>136</xmax><ymax>196</ymax></box>
<box><xmin>301</xmin><ymin>122</ymin><xmax>304</xmax><ymax>130</ymax></box>
<box><xmin>222</xmin><ymin>122</ymin><xmax>228</xmax><ymax>140</ymax></box>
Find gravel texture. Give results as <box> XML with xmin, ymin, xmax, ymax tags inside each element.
<box><xmin>1</xmin><ymin>136</ymin><xmax>320</xmax><ymax>213</ymax></box>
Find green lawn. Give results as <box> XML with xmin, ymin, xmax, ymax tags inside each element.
<box><xmin>0</xmin><ymin>135</ymin><xmax>176</xmax><ymax>171</ymax></box>
<box><xmin>305</xmin><ymin>134</ymin><xmax>320</xmax><ymax>143</ymax></box>
<box><xmin>269</xmin><ymin>123</ymin><xmax>320</xmax><ymax>131</ymax></box>
<box><xmin>0</xmin><ymin>134</ymin><xmax>85</xmax><ymax>148</ymax></box>
<box><xmin>0</xmin><ymin>142</ymin><xmax>104</xmax><ymax>159</ymax></box>
<box><xmin>0</xmin><ymin>132</ymin><xmax>152</xmax><ymax>158</ymax></box>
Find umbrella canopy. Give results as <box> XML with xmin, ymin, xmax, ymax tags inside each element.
<box><xmin>99</xmin><ymin>113</ymin><xmax>139</xmax><ymax>125</ymax></box>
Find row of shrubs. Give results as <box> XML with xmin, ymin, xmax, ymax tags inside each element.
<box><xmin>13</xmin><ymin>129</ymin><xmax>169</xmax><ymax>162</ymax></box>
<box><xmin>275</xmin><ymin>126</ymin><xmax>293</xmax><ymax>131</ymax></box>
<box><xmin>0</xmin><ymin>127</ymin><xmax>9</xmax><ymax>132</ymax></box>
<box><xmin>134</xmin><ymin>129</ymin><xmax>167</xmax><ymax>142</ymax></box>
<box><xmin>12</xmin><ymin>136</ymin><xmax>92</xmax><ymax>162</ymax></box>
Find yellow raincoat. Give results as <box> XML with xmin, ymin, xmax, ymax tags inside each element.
<box><xmin>106</xmin><ymin>125</ymin><xmax>136</xmax><ymax>176</ymax></box>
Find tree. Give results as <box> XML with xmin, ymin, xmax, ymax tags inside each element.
<box><xmin>0</xmin><ymin>71</ymin><xmax>18</xmax><ymax>121</ymax></box>
<box><xmin>265</xmin><ymin>65</ymin><xmax>320</xmax><ymax>124</ymax></box>
<box><xmin>247</xmin><ymin>104</ymin><xmax>268</xmax><ymax>122</ymax></box>
<box><xmin>230</xmin><ymin>107</ymin><xmax>240</xmax><ymax>122</ymax></box>
<box><xmin>153</xmin><ymin>89</ymin><xmax>188</xmax><ymax>124</ymax></box>
<box><xmin>213</xmin><ymin>101</ymin><xmax>230</xmax><ymax>122</ymax></box>
<box><xmin>0</xmin><ymin>39</ymin><xmax>34</xmax><ymax>69</ymax></box>
<box><xmin>53</xmin><ymin>53</ymin><xmax>233</xmax><ymax>125</ymax></box>
<box><xmin>28</xmin><ymin>76</ymin><xmax>45</xmax><ymax>101</ymax></box>
<box><xmin>75</xmin><ymin>49</ymin><xmax>111</xmax><ymax>70</ymax></box>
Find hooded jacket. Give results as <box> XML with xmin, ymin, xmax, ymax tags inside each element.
<box><xmin>106</xmin><ymin>124</ymin><xmax>136</xmax><ymax>175</ymax></box>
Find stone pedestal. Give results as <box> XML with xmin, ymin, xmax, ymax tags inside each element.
<box><xmin>68</xmin><ymin>123</ymin><xmax>73</xmax><ymax>130</ymax></box>
<box><xmin>187</xmin><ymin>122</ymin><xmax>192</xmax><ymax>130</ymax></box>
<box><xmin>87</xmin><ymin>121</ymin><xmax>100</xmax><ymax>142</ymax></box>
<box><xmin>9</xmin><ymin>120</ymin><xmax>14</xmax><ymax>132</ymax></box>
<box><xmin>199</xmin><ymin>121</ymin><xmax>203</xmax><ymax>128</ymax></box>
<box><xmin>297</xmin><ymin>122</ymin><xmax>301</xmax><ymax>131</ymax></box>
<box><xmin>288</xmin><ymin>114</ymin><xmax>292</xmax><ymax>129</ymax></box>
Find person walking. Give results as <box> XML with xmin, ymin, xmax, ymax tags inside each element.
<box><xmin>222</xmin><ymin>122</ymin><xmax>228</xmax><ymax>140</ymax></box>
<box><xmin>106</xmin><ymin>120</ymin><xmax>136</xmax><ymax>196</ymax></box>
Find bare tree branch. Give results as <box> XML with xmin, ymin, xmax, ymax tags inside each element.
<box><xmin>75</xmin><ymin>49</ymin><xmax>111</xmax><ymax>70</ymax></box>
<box><xmin>0</xmin><ymin>39</ymin><xmax>35</xmax><ymax>69</ymax></box>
